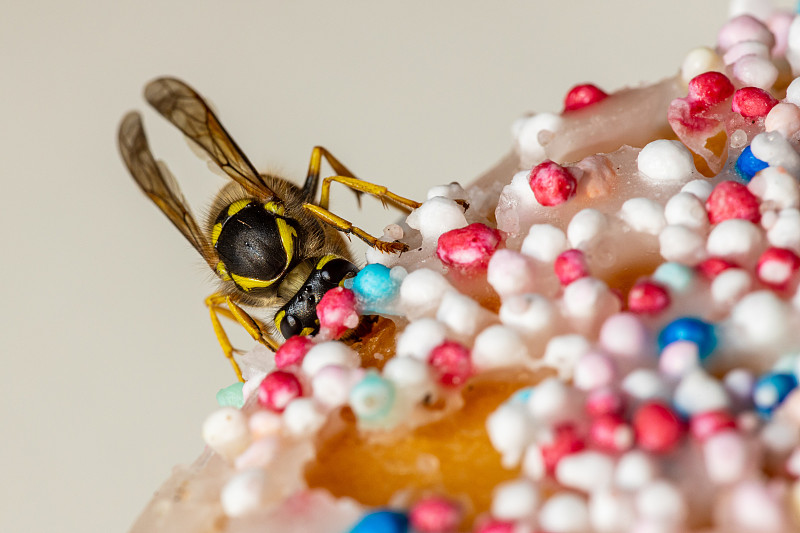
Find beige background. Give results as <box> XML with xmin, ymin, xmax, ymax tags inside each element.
<box><xmin>0</xmin><ymin>1</ymin><xmax>783</xmax><ymax>531</ymax></box>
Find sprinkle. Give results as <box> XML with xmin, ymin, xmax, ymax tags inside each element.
<box><xmin>753</xmin><ymin>372</ymin><xmax>798</xmax><ymax>417</ymax></box>
<box><xmin>274</xmin><ymin>335</ymin><xmax>314</xmax><ymax>369</ymax></box>
<box><xmin>689</xmin><ymin>410</ymin><xmax>737</xmax><ymax>441</ymax></box>
<box><xmin>621</xmin><ymin>369</ymin><xmax>670</xmax><ymax>402</ymax></box>
<box><xmin>717</xmin><ymin>15</ymin><xmax>775</xmax><ymax>52</ymax></box>
<box><xmin>348</xmin><ymin>510</ymin><xmax>409</xmax><ymax>533</ymax></box>
<box><xmin>316</xmin><ymin>287</ymin><xmax>359</xmax><ymax>339</ymax></box>
<box><xmin>705</xmin><ymin>219</ymin><xmax>764</xmax><ymax>264</ymax></box>
<box><xmin>436</xmin><ymin>222</ymin><xmax>502</xmax><ymax>271</ymax></box>
<box><xmin>619</xmin><ymin>197</ymin><xmax>667</xmax><ymax>235</ymax></box>
<box><xmin>436</xmin><ymin>290</ymin><xmax>488</xmax><ymax>337</ymax></box>
<box><xmin>491</xmin><ymin>478</ymin><xmax>539</xmax><ymax>521</ymax></box>
<box><xmin>748</xmin><ymin>167</ymin><xmax>800</xmax><ymax>210</ymax></box>
<box><xmin>664</xmin><ymin>192</ymin><xmax>708</xmax><ymax>231</ymax></box>
<box><xmin>554</xmin><ymin>249</ymin><xmax>589</xmax><ymax>286</ymax></box>
<box><xmin>588</xmin><ymin>415</ymin><xmax>633</xmax><ymax>453</ymax></box>
<box><xmin>750</xmin><ymin>131</ymin><xmax>800</xmax><ymax>178</ymax></box>
<box><xmin>635</xmin><ymin>480</ymin><xmax>687</xmax><ymax>524</ymax></box>
<box><xmin>637</xmin><ymin>139</ymin><xmax>695</xmax><ymax>183</ymax></box>
<box><xmin>556</xmin><ymin>450</ymin><xmax>616</xmax><ymax>492</ymax></box>
<box><xmin>543</xmin><ymin>334</ymin><xmax>592</xmax><ymax>380</ymax></box>
<box><xmin>563</xmin><ymin>83</ymin><xmax>608</xmax><ymax>112</ymax></box>
<box><xmin>516</xmin><ymin>112</ymin><xmax>564</xmax><ymax>164</ymax></box>
<box><xmin>472</xmin><ymin>519</ymin><xmax>515</xmax><ymax>533</ymax></box>
<box><xmin>409</xmin><ymin>497</ymin><xmax>461</xmax><ymax>533</ymax></box>
<box><xmin>732</xmin><ymin>86</ymin><xmax>778</xmax><ymax>118</ymax></box>
<box><xmin>632</xmin><ymin>401</ymin><xmax>684</xmax><ymax>454</ymax></box>
<box><xmin>615</xmin><ymin>450</ymin><xmax>658</xmax><ymax>491</ymax></box>
<box><xmin>658</xmin><ymin>316</ymin><xmax>717</xmax><ymax>360</ymax></box>
<box><xmin>399</xmin><ymin>268</ymin><xmax>452</xmax><ymax>319</ymax></box>
<box><xmin>302</xmin><ymin>341</ymin><xmax>360</xmax><ymax>376</ymax></box>
<box><xmin>658</xmin><ymin>341</ymin><xmax>700</xmax><ymax>378</ymax></box>
<box><xmin>540</xmin><ymin>424</ymin><xmax>585</xmax><ymax>475</ymax></box>
<box><xmin>735</xmin><ymin>146</ymin><xmax>769</xmax><ymax>182</ymax></box>
<box><xmin>732</xmin><ymin>55</ymin><xmax>778</xmax><ymax>89</ymax></box>
<box><xmin>598</xmin><ymin>313</ymin><xmax>649</xmax><ymax>359</ymax></box>
<box><xmin>730</xmin><ymin>290</ymin><xmax>789</xmax><ymax>345</ymax></box>
<box><xmin>659</xmin><ymin>223</ymin><xmax>707</xmax><ymax>265</ymax></box>
<box><xmin>765</xmin><ymin>102</ymin><xmax>800</xmax><ymax>138</ymax></box>
<box><xmin>585</xmin><ymin>388</ymin><xmax>624</xmax><ymax>418</ymax></box>
<box><xmin>652</xmin><ymin>262</ymin><xmax>695</xmax><ymax>292</ymax></box>
<box><xmin>499</xmin><ymin>293</ymin><xmax>556</xmax><ymax>338</ymax></box>
<box><xmin>521</xmin><ymin>223</ymin><xmax>568</xmax><ymax>262</ymax></box>
<box><xmin>757</xmin><ymin>247</ymin><xmax>800</xmax><ymax>289</ymax></box>
<box><xmin>281</xmin><ymin>397</ymin><xmax>326</xmax><ymax>436</ymax></box>
<box><xmin>567</xmin><ymin>208</ymin><xmax>607</xmax><ymax>248</ymax></box>
<box><xmin>528</xmin><ymin>160</ymin><xmax>578</xmax><ymax>206</ymax></box>
<box><xmin>627</xmin><ymin>280</ymin><xmax>670</xmax><ymax>314</ymax></box>
<box><xmin>538</xmin><ymin>492</ymin><xmax>590</xmax><ymax>533</ymax></box>
<box><xmin>686</xmin><ymin>71</ymin><xmax>734</xmax><ymax>106</ymax></box>
<box><xmin>351</xmin><ymin>263</ymin><xmax>402</xmax><ymax>314</ymax></box>
<box><xmin>405</xmin><ymin>196</ymin><xmax>468</xmax><ymax>243</ymax></box>
<box><xmin>257</xmin><ymin>370</ymin><xmax>303</xmax><ymax>412</ymax></box>
<box><xmin>696</xmin><ymin>257</ymin><xmax>738</xmax><ymax>280</ymax></box>
<box><xmin>706</xmin><ymin>180</ymin><xmax>761</xmax><ymax>224</ymax></box>
<box><xmin>574</xmin><ymin>351</ymin><xmax>616</xmax><ymax>391</ymax></box>
<box><xmin>681</xmin><ymin>47</ymin><xmax>724</xmax><ymax>83</ymax></box>
<box><xmin>767</xmin><ymin>208</ymin><xmax>800</xmax><ymax>253</ymax></box>
<box><xmin>312</xmin><ymin>365</ymin><xmax>362</xmax><ymax>409</ymax></box>
<box><xmin>382</xmin><ymin>356</ymin><xmax>434</xmax><ymax>403</ymax></box>
<box><xmin>349</xmin><ymin>372</ymin><xmax>396</xmax><ymax>422</ymax></box>
<box><xmin>396</xmin><ymin>318</ymin><xmax>447</xmax><ymax>360</ymax></box>
<box><xmin>487</xmin><ymin>249</ymin><xmax>536</xmax><ymax>297</ymax></box>
<box><xmin>216</xmin><ymin>382</ymin><xmax>245</xmax><ymax>408</ymax></box>
<box><xmin>681</xmin><ymin>178</ymin><xmax>714</xmax><ymax>201</ymax></box>
<box><xmin>487</xmin><ymin>402</ymin><xmax>535</xmax><ymax>468</ymax></box>
<box><xmin>673</xmin><ymin>369</ymin><xmax>730</xmax><ymax>416</ymax></box>
<box><xmin>472</xmin><ymin>325</ymin><xmax>529</xmax><ymax>370</ymax></box>
<box><xmin>202</xmin><ymin>407</ymin><xmax>251</xmax><ymax>462</ymax></box>
<box><xmin>427</xmin><ymin>340</ymin><xmax>473</xmax><ymax>387</ymax></box>
<box><xmin>220</xmin><ymin>469</ymin><xmax>264</xmax><ymax>517</ymax></box>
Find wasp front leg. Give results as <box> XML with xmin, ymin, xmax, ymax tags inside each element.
<box><xmin>302</xmin><ymin>204</ymin><xmax>408</xmax><ymax>253</ymax></box>
<box><xmin>205</xmin><ymin>293</ymin><xmax>280</xmax><ymax>382</ymax></box>
<box><xmin>318</xmin><ymin>175</ymin><xmax>422</xmax><ymax>212</ymax></box>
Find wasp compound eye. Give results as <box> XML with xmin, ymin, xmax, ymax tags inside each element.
<box><xmin>279</xmin><ymin>313</ymin><xmax>302</xmax><ymax>340</ymax></box>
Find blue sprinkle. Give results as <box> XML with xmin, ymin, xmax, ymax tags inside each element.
<box><xmin>735</xmin><ymin>146</ymin><xmax>768</xmax><ymax>182</ymax></box>
<box><xmin>753</xmin><ymin>372</ymin><xmax>798</xmax><ymax>418</ymax></box>
<box><xmin>216</xmin><ymin>382</ymin><xmax>245</xmax><ymax>408</ymax></box>
<box><xmin>348</xmin><ymin>510</ymin><xmax>409</xmax><ymax>533</ymax></box>
<box><xmin>510</xmin><ymin>386</ymin><xmax>534</xmax><ymax>405</ymax></box>
<box><xmin>351</xmin><ymin>263</ymin><xmax>401</xmax><ymax>314</ymax></box>
<box><xmin>657</xmin><ymin>317</ymin><xmax>717</xmax><ymax>361</ymax></box>
<box><xmin>652</xmin><ymin>262</ymin><xmax>694</xmax><ymax>293</ymax></box>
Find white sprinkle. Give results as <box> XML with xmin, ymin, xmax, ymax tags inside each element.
<box><xmin>234</xmin><ymin>437</ymin><xmax>280</xmax><ymax>470</ymax></box>
<box><xmin>405</xmin><ymin>196</ymin><xmax>467</xmax><ymax>243</ymax></box>
<box><xmin>659</xmin><ymin>341</ymin><xmax>700</xmax><ymax>378</ymax></box>
<box><xmin>543</xmin><ymin>334</ymin><xmax>591</xmax><ymax>381</ymax></box>
<box><xmin>526</xmin><ymin>377</ymin><xmax>576</xmax><ymax>424</ymax></box>
<box><xmin>730</xmin><ymin>290</ymin><xmax>789</xmax><ymax>346</ymax></box>
<box><xmin>635</xmin><ymin>481</ymin><xmax>687</xmax><ymax>524</ymax></box>
<box><xmin>521</xmin><ymin>223</ymin><xmax>568</xmax><ymax>262</ymax></box>
<box><xmin>491</xmin><ymin>478</ymin><xmax>539</xmax><ymax>521</ymax></box>
<box><xmin>556</xmin><ymin>451</ymin><xmax>615</xmax><ymax>493</ymax></box>
<box><xmin>761</xmin><ymin>419</ymin><xmax>800</xmax><ymax>453</ymax></box>
<box><xmin>562</xmin><ymin>277</ymin><xmax>619</xmax><ymax>322</ymax></box>
<box><xmin>499</xmin><ymin>293</ymin><xmax>557</xmax><ymax>338</ymax></box>
<box><xmin>681</xmin><ymin>47</ymin><xmax>725</xmax><ymax>83</ymax></box>
<box><xmin>724</xmin><ymin>368</ymin><xmax>756</xmax><ymax>402</ymax></box>
<box><xmin>621</xmin><ymin>369</ymin><xmax>670</xmax><ymax>402</ymax></box>
<box><xmin>599</xmin><ymin>313</ymin><xmax>650</xmax><ymax>359</ymax></box>
<box><xmin>706</xmin><ymin>219</ymin><xmax>764</xmax><ymax>265</ymax></box>
<box><xmin>615</xmin><ymin>450</ymin><xmax>658</xmax><ymax>491</ymax></box>
<box><xmin>728</xmin><ymin>481</ymin><xmax>787</xmax><ymax>531</ymax></box>
<box><xmin>538</xmin><ymin>492</ymin><xmax>590</xmax><ymax>533</ymax></box>
<box><xmin>751</xmin><ymin>131</ymin><xmax>800</xmax><ymax>178</ymax></box>
<box><xmin>301</xmin><ymin>341</ymin><xmax>359</xmax><ymax>377</ymax></box>
<box><xmin>382</xmin><ymin>356</ymin><xmax>434</xmax><ymax>404</ymax></box>
<box><xmin>619</xmin><ymin>197</ymin><xmax>666</xmax><ymax>235</ymax></box>
<box><xmin>488</xmin><ymin>249</ymin><xmax>536</xmax><ymax>297</ymax></box>
<box><xmin>767</xmin><ymin>208</ymin><xmax>800</xmax><ymax>253</ymax></box>
<box><xmin>399</xmin><ymin>268</ymin><xmax>452</xmax><ymax>319</ymax></box>
<box><xmin>638</xmin><ymin>140</ymin><xmax>695</xmax><ymax>183</ymax></box>
<box><xmin>659</xmin><ymin>224</ymin><xmax>707</xmax><ymax>265</ymax></box>
<box><xmin>282</xmin><ymin>397</ymin><xmax>326</xmax><ymax>436</ymax></box>
<box><xmin>487</xmin><ymin>403</ymin><xmax>534</xmax><ymax>468</ymax></box>
<box><xmin>749</xmin><ymin>166</ymin><xmax>800</xmax><ymax>210</ymax></box>
<box><xmin>472</xmin><ymin>324</ymin><xmax>529</xmax><ymax>369</ymax></box>
<box><xmin>704</xmin><ymin>430</ymin><xmax>748</xmax><ymax>485</ymax></box>
<box><xmin>436</xmin><ymin>289</ymin><xmax>487</xmax><ymax>337</ymax></box>
<box><xmin>248</xmin><ymin>410</ymin><xmax>282</xmax><ymax>439</ymax></box>
<box><xmin>664</xmin><ymin>192</ymin><xmax>709</xmax><ymax>232</ymax></box>
<box><xmin>396</xmin><ymin>318</ymin><xmax>447</xmax><ymax>360</ymax></box>
<box><xmin>312</xmin><ymin>365</ymin><xmax>362</xmax><ymax>409</ymax></box>
<box><xmin>568</xmin><ymin>208</ymin><xmax>607</xmax><ymax>249</ymax></box>
<box><xmin>673</xmin><ymin>369</ymin><xmax>730</xmax><ymax>416</ymax></box>
<box><xmin>221</xmin><ymin>469</ymin><xmax>264</xmax><ymax>517</ymax></box>
<box><xmin>426</xmin><ymin>182</ymin><xmax>467</xmax><ymax>202</ymax></box>
<box><xmin>517</xmin><ymin>112</ymin><xmax>564</xmax><ymax>165</ymax></box>
<box><xmin>589</xmin><ymin>490</ymin><xmax>636</xmax><ymax>533</ymax></box>
<box><xmin>732</xmin><ymin>54</ymin><xmax>778</xmax><ymax>89</ymax></box>
<box><xmin>574</xmin><ymin>351</ymin><xmax>616</xmax><ymax>391</ymax></box>
<box><xmin>765</xmin><ymin>102</ymin><xmax>800</xmax><ymax>138</ymax></box>
<box><xmin>202</xmin><ymin>408</ymin><xmax>251</xmax><ymax>462</ymax></box>
<box><xmin>711</xmin><ymin>268</ymin><xmax>753</xmax><ymax>306</ymax></box>
<box><xmin>522</xmin><ymin>444</ymin><xmax>546</xmax><ymax>480</ymax></box>
<box><xmin>681</xmin><ymin>178</ymin><xmax>715</xmax><ymax>201</ymax></box>
<box><xmin>723</xmin><ymin>40</ymin><xmax>770</xmax><ymax>65</ymax></box>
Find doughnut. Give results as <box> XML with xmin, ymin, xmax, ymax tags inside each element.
<box><xmin>130</xmin><ymin>3</ymin><xmax>800</xmax><ymax>533</ymax></box>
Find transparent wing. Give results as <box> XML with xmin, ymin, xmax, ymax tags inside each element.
<box><xmin>118</xmin><ymin>111</ymin><xmax>218</xmax><ymax>269</ymax></box>
<box><xmin>144</xmin><ymin>77</ymin><xmax>277</xmax><ymax>202</ymax></box>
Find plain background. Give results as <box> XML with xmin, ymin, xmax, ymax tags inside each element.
<box><xmin>1</xmin><ymin>1</ymin><xmax>789</xmax><ymax>531</ymax></box>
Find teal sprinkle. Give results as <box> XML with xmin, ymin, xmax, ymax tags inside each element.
<box><xmin>652</xmin><ymin>262</ymin><xmax>694</xmax><ymax>293</ymax></box>
<box><xmin>350</xmin><ymin>372</ymin><xmax>396</xmax><ymax>421</ymax></box>
<box><xmin>510</xmin><ymin>387</ymin><xmax>534</xmax><ymax>405</ymax></box>
<box><xmin>216</xmin><ymin>382</ymin><xmax>245</xmax><ymax>408</ymax></box>
<box><xmin>351</xmin><ymin>263</ymin><xmax>401</xmax><ymax>314</ymax></box>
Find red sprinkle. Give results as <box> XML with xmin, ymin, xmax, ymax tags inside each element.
<box><xmin>757</xmin><ymin>247</ymin><xmax>800</xmax><ymax>289</ymax></box>
<box><xmin>696</xmin><ymin>257</ymin><xmax>739</xmax><ymax>280</ymax></box>
<box><xmin>705</xmin><ymin>181</ymin><xmax>761</xmax><ymax>224</ymax></box>
<box><xmin>274</xmin><ymin>335</ymin><xmax>314</xmax><ymax>369</ymax></box>
<box><xmin>589</xmin><ymin>413</ymin><xmax>634</xmax><ymax>452</ymax></box>
<box><xmin>540</xmin><ymin>423</ymin><xmax>585</xmax><ymax>474</ymax></box>
<box><xmin>257</xmin><ymin>370</ymin><xmax>303</xmax><ymax>412</ymax></box>
<box><xmin>627</xmin><ymin>280</ymin><xmax>671</xmax><ymax>314</ymax></box>
<box><xmin>437</xmin><ymin>223</ymin><xmax>502</xmax><ymax>271</ymax></box>
<box><xmin>409</xmin><ymin>496</ymin><xmax>462</xmax><ymax>533</ymax></box>
<box><xmin>689</xmin><ymin>410</ymin><xmax>737</xmax><ymax>441</ymax></box>
<box><xmin>428</xmin><ymin>341</ymin><xmax>473</xmax><ymax>387</ymax></box>
<box><xmin>554</xmin><ymin>249</ymin><xmax>590</xmax><ymax>286</ymax></box>
<box><xmin>585</xmin><ymin>388</ymin><xmax>625</xmax><ymax>418</ymax></box>
<box><xmin>563</xmin><ymin>83</ymin><xmax>608</xmax><ymax>112</ymax></box>
<box><xmin>732</xmin><ymin>87</ymin><xmax>779</xmax><ymax>118</ymax></box>
<box><xmin>316</xmin><ymin>287</ymin><xmax>359</xmax><ymax>339</ymax></box>
<box><xmin>529</xmin><ymin>160</ymin><xmax>577</xmax><ymax>207</ymax></box>
<box><xmin>687</xmin><ymin>72</ymin><xmax>735</xmax><ymax>107</ymax></box>
<box><xmin>632</xmin><ymin>401</ymin><xmax>684</xmax><ymax>454</ymax></box>
<box><xmin>472</xmin><ymin>519</ymin><xmax>515</xmax><ymax>533</ymax></box>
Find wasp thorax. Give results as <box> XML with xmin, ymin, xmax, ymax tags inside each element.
<box><xmin>212</xmin><ymin>200</ymin><xmax>299</xmax><ymax>292</ymax></box>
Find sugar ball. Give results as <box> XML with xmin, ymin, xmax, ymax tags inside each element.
<box><xmin>638</xmin><ymin>140</ymin><xmax>695</xmax><ymax>183</ymax></box>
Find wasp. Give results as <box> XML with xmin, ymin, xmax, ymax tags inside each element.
<box><xmin>118</xmin><ymin>78</ymin><xmax>421</xmax><ymax>381</ymax></box>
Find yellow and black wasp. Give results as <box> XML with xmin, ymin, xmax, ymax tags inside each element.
<box><xmin>118</xmin><ymin>78</ymin><xmax>421</xmax><ymax>381</ymax></box>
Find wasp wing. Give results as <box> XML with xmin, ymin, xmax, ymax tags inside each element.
<box><xmin>144</xmin><ymin>77</ymin><xmax>277</xmax><ymax>202</ymax></box>
<box><xmin>118</xmin><ymin>111</ymin><xmax>218</xmax><ymax>269</ymax></box>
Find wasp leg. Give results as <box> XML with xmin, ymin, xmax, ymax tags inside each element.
<box><xmin>205</xmin><ymin>293</ymin><xmax>279</xmax><ymax>382</ymax></box>
<box><xmin>302</xmin><ymin>146</ymin><xmax>362</xmax><ymax>204</ymax></box>
<box><xmin>318</xmin><ymin>175</ymin><xmax>423</xmax><ymax>212</ymax></box>
<box><xmin>302</xmin><ymin>203</ymin><xmax>408</xmax><ymax>253</ymax></box>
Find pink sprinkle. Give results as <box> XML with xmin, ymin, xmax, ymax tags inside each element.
<box><xmin>563</xmin><ymin>83</ymin><xmax>608</xmax><ymax>112</ymax></box>
<box><xmin>690</xmin><ymin>410</ymin><xmax>737</xmax><ymax>441</ymax></box>
<box><xmin>316</xmin><ymin>287</ymin><xmax>360</xmax><ymax>339</ymax></box>
<box><xmin>437</xmin><ymin>223</ymin><xmax>502</xmax><ymax>271</ymax></box>
<box><xmin>586</xmin><ymin>388</ymin><xmax>625</xmax><ymax>418</ymax></box>
<box><xmin>473</xmin><ymin>519</ymin><xmax>515</xmax><ymax>533</ymax></box>
<box><xmin>705</xmin><ymin>181</ymin><xmax>761</xmax><ymax>224</ymax></box>
<box><xmin>274</xmin><ymin>336</ymin><xmax>314</xmax><ymax>369</ymax></box>
<box><xmin>687</xmin><ymin>72</ymin><xmax>735</xmax><ymax>107</ymax></box>
<box><xmin>632</xmin><ymin>401</ymin><xmax>684</xmax><ymax>454</ymax></box>
<box><xmin>428</xmin><ymin>341</ymin><xmax>473</xmax><ymax>387</ymax></box>
<box><xmin>554</xmin><ymin>249</ymin><xmax>589</xmax><ymax>286</ymax></box>
<box><xmin>696</xmin><ymin>257</ymin><xmax>739</xmax><ymax>280</ymax></box>
<box><xmin>540</xmin><ymin>423</ymin><xmax>585</xmax><ymax>474</ymax></box>
<box><xmin>590</xmin><ymin>413</ymin><xmax>634</xmax><ymax>452</ymax></box>
<box><xmin>756</xmin><ymin>247</ymin><xmax>800</xmax><ymax>289</ymax></box>
<box><xmin>732</xmin><ymin>87</ymin><xmax>778</xmax><ymax>118</ymax></box>
<box><xmin>257</xmin><ymin>370</ymin><xmax>303</xmax><ymax>412</ymax></box>
<box><xmin>409</xmin><ymin>496</ymin><xmax>462</xmax><ymax>533</ymax></box>
<box><xmin>529</xmin><ymin>160</ymin><xmax>577</xmax><ymax>207</ymax></box>
<box><xmin>627</xmin><ymin>280</ymin><xmax>670</xmax><ymax>314</ymax></box>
